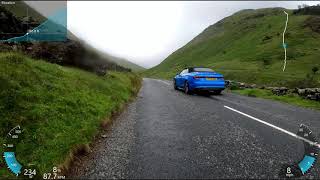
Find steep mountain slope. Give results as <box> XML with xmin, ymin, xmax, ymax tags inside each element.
<box><xmin>145</xmin><ymin>7</ymin><xmax>320</xmax><ymax>87</ymax></box>
<box><xmin>0</xmin><ymin>2</ymin><xmax>143</xmax><ymax>71</ymax></box>
<box><xmin>86</xmin><ymin>44</ymin><xmax>145</xmax><ymax>72</ymax></box>
<box><xmin>1</xmin><ymin>1</ymin><xmax>46</xmax><ymax>22</ymax></box>
<box><xmin>106</xmin><ymin>56</ymin><xmax>145</xmax><ymax>72</ymax></box>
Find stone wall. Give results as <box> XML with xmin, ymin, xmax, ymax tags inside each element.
<box><xmin>226</xmin><ymin>80</ymin><xmax>320</xmax><ymax>101</ymax></box>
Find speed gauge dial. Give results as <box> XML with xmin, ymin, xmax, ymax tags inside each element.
<box><xmin>3</xmin><ymin>126</ymin><xmax>23</xmax><ymax>176</ymax></box>
<box><xmin>279</xmin><ymin>124</ymin><xmax>319</xmax><ymax>178</ymax></box>
<box><xmin>2</xmin><ymin>126</ymin><xmax>37</xmax><ymax>178</ymax></box>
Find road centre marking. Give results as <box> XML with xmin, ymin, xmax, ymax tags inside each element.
<box><xmin>224</xmin><ymin>105</ymin><xmax>320</xmax><ymax>148</ymax></box>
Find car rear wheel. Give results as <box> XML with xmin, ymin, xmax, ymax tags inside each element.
<box><xmin>184</xmin><ymin>81</ymin><xmax>192</xmax><ymax>94</ymax></box>
<box><xmin>173</xmin><ymin>80</ymin><xmax>178</xmax><ymax>90</ymax></box>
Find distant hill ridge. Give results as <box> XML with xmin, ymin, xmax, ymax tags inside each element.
<box><xmin>145</xmin><ymin>6</ymin><xmax>320</xmax><ymax>88</ymax></box>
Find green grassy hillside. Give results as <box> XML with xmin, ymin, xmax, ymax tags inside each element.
<box><xmin>0</xmin><ymin>53</ymin><xmax>141</xmax><ymax>178</ymax></box>
<box><xmin>145</xmin><ymin>8</ymin><xmax>320</xmax><ymax>87</ymax></box>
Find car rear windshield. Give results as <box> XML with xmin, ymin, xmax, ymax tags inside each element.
<box><xmin>191</xmin><ymin>68</ymin><xmax>214</xmax><ymax>72</ymax></box>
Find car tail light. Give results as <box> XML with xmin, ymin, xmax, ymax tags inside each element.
<box><xmin>193</xmin><ymin>76</ymin><xmax>201</xmax><ymax>79</ymax></box>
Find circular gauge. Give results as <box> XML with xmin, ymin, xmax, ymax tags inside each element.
<box><xmin>3</xmin><ymin>126</ymin><xmax>37</xmax><ymax>178</ymax></box>
<box><xmin>279</xmin><ymin>124</ymin><xmax>319</xmax><ymax>178</ymax></box>
<box><xmin>3</xmin><ymin>126</ymin><xmax>23</xmax><ymax>176</ymax></box>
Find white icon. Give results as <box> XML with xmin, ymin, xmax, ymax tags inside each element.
<box><xmin>286</xmin><ymin>167</ymin><xmax>292</xmax><ymax>174</ymax></box>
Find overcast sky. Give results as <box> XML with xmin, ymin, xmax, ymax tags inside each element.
<box><xmin>28</xmin><ymin>1</ymin><xmax>319</xmax><ymax>68</ymax></box>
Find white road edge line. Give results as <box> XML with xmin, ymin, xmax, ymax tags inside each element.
<box><xmin>224</xmin><ymin>105</ymin><xmax>320</xmax><ymax>148</ymax></box>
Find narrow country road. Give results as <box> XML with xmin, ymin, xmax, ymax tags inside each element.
<box><xmin>70</xmin><ymin>78</ymin><xmax>320</xmax><ymax>179</ymax></box>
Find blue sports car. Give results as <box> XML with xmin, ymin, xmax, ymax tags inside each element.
<box><xmin>173</xmin><ymin>67</ymin><xmax>225</xmax><ymax>95</ymax></box>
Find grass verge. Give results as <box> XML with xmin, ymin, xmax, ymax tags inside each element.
<box><xmin>233</xmin><ymin>88</ymin><xmax>320</xmax><ymax>110</ymax></box>
<box><xmin>0</xmin><ymin>52</ymin><xmax>141</xmax><ymax>178</ymax></box>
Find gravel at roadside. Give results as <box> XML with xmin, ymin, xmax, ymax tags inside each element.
<box><xmin>69</xmin><ymin>99</ymin><xmax>138</xmax><ymax>179</ymax></box>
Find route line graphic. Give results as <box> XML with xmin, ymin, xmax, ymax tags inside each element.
<box><xmin>282</xmin><ymin>11</ymin><xmax>289</xmax><ymax>72</ymax></box>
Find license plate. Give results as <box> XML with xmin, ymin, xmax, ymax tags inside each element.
<box><xmin>206</xmin><ymin>78</ymin><xmax>216</xmax><ymax>80</ymax></box>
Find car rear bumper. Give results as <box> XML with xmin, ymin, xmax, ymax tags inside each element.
<box><xmin>193</xmin><ymin>87</ymin><xmax>225</xmax><ymax>91</ymax></box>
<box><xmin>190</xmin><ymin>80</ymin><xmax>225</xmax><ymax>91</ymax></box>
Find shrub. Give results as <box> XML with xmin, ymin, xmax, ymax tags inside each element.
<box><xmin>229</xmin><ymin>83</ymin><xmax>240</xmax><ymax>90</ymax></box>
<box><xmin>312</xmin><ymin>66</ymin><xmax>319</xmax><ymax>74</ymax></box>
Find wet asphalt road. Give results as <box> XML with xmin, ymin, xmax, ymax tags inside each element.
<box><xmin>71</xmin><ymin>78</ymin><xmax>320</xmax><ymax>179</ymax></box>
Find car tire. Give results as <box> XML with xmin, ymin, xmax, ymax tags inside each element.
<box><xmin>184</xmin><ymin>81</ymin><xmax>192</xmax><ymax>94</ymax></box>
<box><xmin>173</xmin><ymin>80</ymin><xmax>178</xmax><ymax>90</ymax></box>
<box><xmin>211</xmin><ymin>90</ymin><xmax>222</xmax><ymax>95</ymax></box>
<box><xmin>203</xmin><ymin>91</ymin><xmax>211</xmax><ymax>97</ymax></box>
